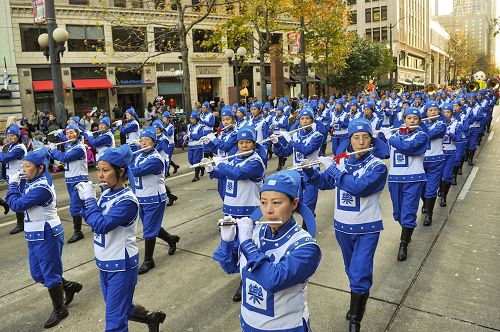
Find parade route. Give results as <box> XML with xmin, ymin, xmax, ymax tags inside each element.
<box><xmin>0</xmin><ymin>112</ymin><xmax>499</xmax><ymax>332</ymax></box>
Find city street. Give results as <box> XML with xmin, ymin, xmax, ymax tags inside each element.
<box><xmin>0</xmin><ymin>110</ymin><xmax>499</xmax><ymax>332</ymax></box>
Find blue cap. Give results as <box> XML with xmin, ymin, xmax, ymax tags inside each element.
<box><xmin>69</xmin><ymin>116</ymin><xmax>80</xmax><ymax>123</ymax></box>
<box><xmin>363</xmin><ymin>102</ymin><xmax>375</xmax><ymax>111</ymax></box>
<box><xmin>466</xmin><ymin>93</ymin><xmax>476</xmax><ymax>99</ymax></box>
<box><xmin>348</xmin><ymin>118</ymin><xmax>372</xmax><ymax>137</ymax></box>
<box><xmin>237</xmin><ymin>125</ymin><xmax>257</xmax><ymax>142</ymax></box>
<box><xmin>202</xmin><ymin>101</ymin><xmax>210</xmax><ymax>108</ymax></box>
<box><xmin>403</xmin><ymin>107</ymin><xmax>421</xmax><ymax>118</ymax></box>
<box><xmin>261</xmin><ymin>170</ymin><xmax>300</xmax><ymax>199</ymax></box>
<box><xmin>152</xmin><ymin>119</ymin><xmax>164</xmax><ymax>130</ymax></box>
<box><xmin>6</xmin><ymin>124</ymin><xmax>21</xmax><ymax>136</ymax></box>
<box><xmin>24</xmin><ymin>147</ymin><xmax>50</xmax><ymax>168</ymax></box>
<box><xmin>250</xmin><ymin>102</ymin><xmax>262</xmax><ymax>110</ymax></box>
<box><xmin>190</xmin><ymin>111</ymin><xmax>199</xmax><ymax>119</ymax></box>
<box><xmin>425</xmin><ymin>101</ymin><xmax>439</xmax><ymax>110</ymax></box>
<box><xmin>263</xmin><ymin>101</ymin><xmax>271</xmax><ymax>110</ymax></box>
<box><xmin>441</xmin><ymin>103</ymin><xmax>453</xmax><ymax>111</ymax></box>
<box><xmin>126</xmin><ymin>107</ymin><xmax>136</xmax><ymax>115</ymax></box>
<box><xmin>299</xmin><ymin>107</ymin><xmax>314</xmax><ymax>119</ymax></box>
<box><xmin>140</xmin><ymin>126</ymin><xmax>157</xmax><ymax>143</ymax></box>
<box><xmin>65</xmin><ymin>123</ymin><xmax>80</xmax><ymax>133</ymax></box>
<box><xmin>478</xmin><ymin>89</ymin><xmax>487</xmax><ymax>96</ymax></box>
<box><xmin>276</xmin><ymin>105</ymin><xmax>285</xmax><ymax>112</ymax></box>
<box><xmin>162</xmin><ymin>111</ymin><xmax>171</xmax><ymax>118</ymax></box>
<box><xmin>100</xmin><ymin>144</ymin><xmax>133</xmax><ymax>168</ymax></box>
<box><xmin>237</xmin><ymin>106</ymin><xmax>247</xmax><ymax>114</ymax></box>
<box><xmin>100</xmin><ymin>116</ymin><xmax>111</xmax><ymax>127</ymax></box>
<box><xmin>221</xmin><ymin>105</ymin><xmax>234</xmax><ymax>118</ymax></box>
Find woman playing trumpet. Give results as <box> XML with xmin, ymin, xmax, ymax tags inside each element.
<box><xmin>75</xmin><ymin>145</ymin><xmax>165</xmax><ymax>331</ymax></box>
<box><xmin>48</xmin><ymin>123</ymin><xmax>88</xmax><ymax>244</ymax></box>
<box><xmin>128</xmin><ymin>127</ymin><xmax>180</xmax><ymax>275</ymax></box>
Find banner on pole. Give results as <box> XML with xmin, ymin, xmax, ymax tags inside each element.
<box><xmin>33</xmin><ymin>0</ymin><xmax>46</xmax><ymax>24</ymax></box>
<box><xmin>288</xmin><ymin>32</ymin><xmax>300</xmax><ymax>55</ymax></box>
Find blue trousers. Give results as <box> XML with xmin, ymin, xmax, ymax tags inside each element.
<box><xmin>454</xmin><ymin>142</ymin><xmax>467</xmax><ymax>166</ymax></box>
<box><xmin>331</xmin><ymin>135</ymin><xmax>348</xmax><ymax>155</ymax></box>
<box><xmin>388</xmin><ymin>182</ymin><xmax>425</xmax><ymax>228</ymax></box>
<box><xmin>99</xmin><ymin>266</ymin><xmax>138</xmax><ymax>332</ymax></box>
<box><xmin>27</xmin><ymin>223</ymin><xmax>64</xmax><ymax>288</ymax></box>
<box><xmin>467</xmin><ymin>128</ymin><xmax>480</xmax><ymax>151</ymax></box>
<box><xmin>67</xmin><ymin>182</ymin><xmax>82</xmax><ymax>216</ymax></box>
<box><xmin>166</xmin><ymin>146</ymin><xmax>175</xmax><ymax>174</ymax></box>
<box><xmin>442</xmin><ymin>153</ymin><xmax>455</xmax><ymax>183</ymax></box>
<box><xmin>217</xmin><ymin>178</ymin><xmax>225</xmax><ymax>200</ymax></box>
<box><xmin>139</xmin><ymin>201</ymin><xmax>166</xmax><ymax>239</ymax></box>
<box><xmin>335</xmin><ymin>231</ymin><xmax>380</xmax><ymax>294</ymax></box>
<box><xmin>188</xmin><ymin>147</ymin><xmax>203</xmax><ymax>165</ymax></box>
<box><xmin>300</xmin><ymin>175</ymin><xmax>319</xmax><ymax>214</ymax></box>
<box><xmin>423</xmin><ymin>161</ymin><xmax>444</xmax><ymax>198</ymax></box>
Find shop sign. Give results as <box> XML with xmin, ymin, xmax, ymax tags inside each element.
<box><xmin>196</xmin><ymin>66</ymin><xmax>220</xmax><ymax>76</ymax></box>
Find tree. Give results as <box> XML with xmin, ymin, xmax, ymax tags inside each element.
<box><xmin>328</xmin><ymin>35</ymin><xmax>394</xmax><ymax>92</ymax></box>
<box><xmin>204</xmin><ymin>0</ymin><xmax>351</xmax><ymax>100</ymax></box>
<box><xmin>90</xmin><ymin>0</ymin><xmax>234</xmax><ymax>114</ymax></box>
<box><xmin>447</xmin><ymin>31</ymin><xmax>476</xmax><ymax>83</ymax></box>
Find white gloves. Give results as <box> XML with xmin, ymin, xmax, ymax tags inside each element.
<box><xmin>381</xmin><ymin>127</ymin><xmax>393</xmax><ymax>140</ymax></box>
<box><xmin>200</xmin><ymin>136</ymin><xmax>210</xmax><ymax>144</ymax></box>
<box><xmin>47</xmin><ymin>143</ymin><xmax>57</xmax><ymax>151</ymax></box>
<box><xmin>237</xmin><ymin>217</ymin><xmax>254</xmax><ymax>243</ymax></box>
<box><xmin>76</xmin><ymin>181</ymin><xmax>96</xmax><ymax>201</ymax></box>
<box><xmin>206</xmin><ymin>133</ymin><xmax>217</xmax><ymax>141</ymax></box>
<box><xmin>318</xmin><ymin>156</ymin><xmax>335</xmax><ymax>168</ymax></box>
<box><xmin>115</xmin><ymin>120</ymin><xmax>123</xmax><ymax>127</ymax></box>
<box><xmin>270</xmin><ymin>134</ymin><xmax>279</xmax><ymax>144</ymax></box>
<box><xmin>9</xmin><ymin>171</ymin><xmax>21</xmax><ymax>185</ymax></box>
<box><xmin>299</xmin><ymin>159</ymin><xmax>311</xmax><ymax>169</ymax></box>
<box><xmin>183</xmin><ymin>135</ymin><xmax>189</xmax><ymax>142</ymax></box>
<box><xmin>219</xmin><ymin>216</ymin><xmax>236</xmax><ymax>242</ymax></box>
<box><xmin>201</xmin><ymin>158</ymin><xmax>214</xmax><ymax>172</ymax></box>
<box><xmin>281</xmin><ymin>131</ymin><xmax>292</xmax><ymax>143</ymax></box>
<box><xmin>212</xmin><ymin>156</ymin><xmax>224</xmax><ymax>166</ymax></box>
<box><xmin>55</xmin><ymin>129</ymin><xmax>64</xmax><ymax>135</ymax></box>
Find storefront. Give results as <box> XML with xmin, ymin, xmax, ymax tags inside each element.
<box><xmin>72</xmin><ymin>79</ymin><xmax>112</xmax><ymax>116</ymax></box>
<box><xmin>195</xmin><ymin>66</ymin><xmax>221</xmax><ymax>104</ymax></box>
<box><xmin>157</xmin><ymin>78</ymin><xmax>183</xmax><ymax>110</ymax></box>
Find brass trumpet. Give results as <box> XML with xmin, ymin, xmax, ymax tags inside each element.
<box><xmin>487</xmin><ymin>78</ymin><xmax>500</xmax><ymax>91</ymax></box>
<box><xmin>363</xmin><ymin>84</ymin><xmax>372</xmax><ymax>94</ymax></box>
<box><xmin>425</xmin><ymin>83</ymin><xmax>438</xmax><ymax>96</ymax></box>
<box><xmin>466</xmin><ymin>81</ymin><xmax>480</xmax><ymax>93</ymax></box>
<box><xmin>391</xmin><ymin>84</ymin><xmax>404</xmax><ymax>95</ymax></box>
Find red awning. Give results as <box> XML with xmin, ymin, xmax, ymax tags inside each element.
<box><xmin>32</xmin><ymin>80</ymin><xmax>68</xmax><ymax>92</ymax></box>
<box><xmin>72</xmin><ymin>79</ymin><xmax>113</xmax><ymax>90</ymax></box>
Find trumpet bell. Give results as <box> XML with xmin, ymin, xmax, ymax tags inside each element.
<box><xmin>466</xmin><ymin>81</ymin><xmax>480</xmax><ymax>93</ymax></box>
<box><xmin>425</xmin><ymin>83</ymin><xmax>437</xmax><ymax>96</ymax></box>
<box><xmin>487</xmin><ymin>78</ymin><xmax>500</xmax><ymax>91</ymax></box>
<box><xmin>391</xmin><ymin>84</ymin><xmax>404</xmax><ymax>95</ymax></box>
<box><xmin>364</xmin><ymin>84</ymin><xmax>371</xmax><ymax>94</ymax></box>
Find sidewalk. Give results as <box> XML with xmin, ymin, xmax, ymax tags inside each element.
<box><xmin>388</xmin><ymin>127</ymin><xmax>500</xmax><ymax>330</ymax></box>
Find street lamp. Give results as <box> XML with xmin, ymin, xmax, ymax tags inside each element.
<box><xmin>225</xmin><ymin>46</ymin><xmax>247</xmax><ymax>89</ymax></box>
<box><xmin>175</xmin><ymin>69</ymin><xmax>185</xmax><ymax>113</ymax></box>
<box><xmin>37</xmin><ymin>13</ymin><xmax>69</xmax><ymax>124</ymax></box>
<box><xmin>389</xmin><ymin>15</ymin><xmax>413</xmax><ymax>85</ymax></box>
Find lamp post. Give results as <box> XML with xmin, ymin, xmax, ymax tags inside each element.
<box><xmin>224</xmin><ymin>46</ymin><xmax>247</xmax><ymax>89</ymax></box>
<box><xmin>389</xmin><ymin>15</ymin><xmax>413</xmax><ymax>85</ymax></box>
<box><xmin>37</xmin><ymin>2</ymin><xmax>68</xmax><ymax>124</ymax></box>
<box><xmin>174</xmin><ymin>69</ymin><xmax>185</xmax><ymax>113</ymax></box>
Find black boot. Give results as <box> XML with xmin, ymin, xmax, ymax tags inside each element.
<box><xmin>421</xmin><ymin>197</ymin><xmax>427</xmax><ymax>214</ymax></box>
<box><xmin>232</xmin><ymin>281</ymin><xmax>242</xmax><ymax>302</ymax></box>
<box><xmin>200</xmin><ymin>166</ymin><xmax>205</xmax><ymax>177</ymax></box>
<box><xmin>458</xmin><ymin>162</ymin><xmax>463</xmax><ymax>175</ymax></box>
<box><xmin>452</xmin><ymin>166</ymin><xmax>459</xmax><ymax>185</ymax></box>
<box><xmin>44</xmin><ymin>283</ymin><xmax>68</xmax><ymax>328</ymax></box>
<box><xmin>348</xmin><ymin>292</ymin><xmax>369</xmax><ymax>332</ymax></box>
<box><xmin>397</xmin><ymin>227</ymin><xmax>414</xmax><ymax>262</ymax></box>
<box><xmin>171</xmin><ymin>161</ymin><xmax>180</xmax><ymax>174</ymax></box>
<box><xmin>138</xmin><ymin>239</ymin><xmax>156</xmax><ymax>275</ymax></box>
<box><xmin>0</xmin><ymin>198</ymin><xmax>9</xmax><ymax>214</ymax></box>
<box><xmin>192</xmin><ymin>167</ymin><xmax>201</xmax><ymax>182</ymax></box>
<box><xmin>9</xmin><ymin>212</ymin><xmax>24</xmax><ymax>235</ymax></box>
<box><xmin>67</xmin><ymin>216</ymin><xmax>84</xmax><ymax>243</ymax></box>
<box><xmin>62</xmin><ymin>278</ymin><xmax>82</xmax><ymax>306</ymax></box>
<box><xmin>128</xmin><ymin>304</ymin><xmax>166</xmax><ymax>332</ymax></box>
<box><xmin>423</xmin><ymin>197</ymin><xmax>436</xmax><ymax>226</ymax></box>
<box><xmin>440</xmin><ymin>183</ymin><xmax>451</xmax><ymax>207</ymax></box>
<box><xmin>468</xmin><ymin>149</ymin><xmax>475</xmax><ymax>166</ymax></box>
<box><xmin>157</xmin><ymin>227</ymin><xmax>180</xmax><ymax>255</ymax></box>
<box><xmin>277</xmin><ymin>156</ymin><xmax>283</xmax><ymax>171</ymax></box>
<box><xmin>165</xmin><ymin>185</ymin><xmax>178</xmax><ymax>206</ymax></box>
<box><xmin>487</xmin><ymin>124</ymin><xmax>491</xmax><ymax>133</ymax></box>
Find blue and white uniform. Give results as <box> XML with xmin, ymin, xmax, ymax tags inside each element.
<box><xmin>83</xmin><ymin>124</ymin><xmax>115</xmax><ymax>162</ymax></box>
<box><xmin>330</xmin><ymin>107</ymin><xmax>349</xmax><ymax>155</ymax></box>
<box><xmin>442</xmin><ymin>116</ymin><xmax>461</xmax><ymax>184</ymax></box>
<box><xmin>422</xmin><ymin>115</ymin><xmax>446</xmax><ymax>199</ymax></box>
<box><xmin>118</xmin><ymin>114</ymin><xmax>140</xmax><ymax>153</ymax></box>
<box><xmin>0</xmin><ymin>139</ymin><xmax>26</xmax><ymax>183</ymax></box>
<box><xmin>187</xmin><ymin>116</ymin><xmax>205</xmax><ymax>166</ymax></box>
<box><xmin>248</xmin><ymin>113</ymin><xmax>270</xmax><ymax>150</ymax></box>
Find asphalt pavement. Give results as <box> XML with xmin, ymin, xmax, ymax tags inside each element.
<box><xmin>0</xmin><ymin>111</ymin><xmax>499</xmax><ymax>332</ymax></box>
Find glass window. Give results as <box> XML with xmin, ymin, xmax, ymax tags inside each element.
<box><xmin>381</xmin><ymin>6</ymin><xmax>387</xmax><ymax>20</ymax></box>
<box><xmin>73</xmin><ymin>89</ymin><xmax>109</xmax><ymax>116</ymax></box>
<box><xmin>347</xmin><ymin>0</ymin><xmax>356</xmax><ymax>4</ymax></box>
<box><xmin>192</xmin><ymin>29</ymin><xmax>218</xmax><ymax>53</ymax></box>
<box><xmin>132</xmin><ymin>0</ymin><xmax>143</xmax><ymax>8</ymax></box>
<box><xmin>192</xmin><ymin>0</ymin><xmax>200</xmax><ymax>12</ymax></box>
<box><xmin>365</xmin><ymin>29</ymin><xmax>372</xmax><ymax>40</ymax></box>
<box><xmin>67</xmin><ymin>25</ymin><xmax>105</xmax><ymax>52</ymax></box>
<box><xmin>350</xmin><ymin>10</ymin><xmax>357</xmax><ymax>24</ymax></box>
<box><xmin>365</xmin><ymin>8</ymin><xmax>371</xmax><ymax>23</ymax></box>
<box><xmin>112</xmin><ymin>26</ymin><xmax>147</xmax><ymax>52</ymax></box>
<box><xmin>372</xmin><ymin>27</ymin><xmax>381</xmax><ymax>41</ymax></box>
<box><xmin>69</xmin><ymin>0</ymin><xmax>88</xmax><ymax>4</ymax></box>
<box><xmin>373</xmin><ymin>7</ymin><xmax>380</xmax><ymax>22</ymax></box>
<box><xmin>20</xmin><ymin>24</ymin><xmax>47</xmax><ymax>52</ymax></box>
<box><xmin>114</xmin><ymin>0</ymin><xmax>126</xmax><ymax>7</ymax></box>
<box><xmin>381</xmin><ymin>26</ymin><xmax>388</xmax><ymax>41</ymax></box>
<box><xmin>71</xmin><ymin>67</ymin><xmax>106</xmax><ymax>79</ymax></box>
<box><xmin>31</xmin><ymin>68</ymin><xmax>52</xmax><ymax>81</ymax></box>
<box><xmin>154</xmin><ymin>28</ymin><xmax>180</xmax><ymax>52</ymax></box>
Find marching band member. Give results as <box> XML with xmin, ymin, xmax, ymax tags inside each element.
<box><xmin>186</xmin><ymin>111</ymin><xmax>205</xmax><ymax>182</ymax></box>
<box><xmin>316</xmin><ymin>99</ymin><xmax>331</xmax><ymax>156</ymax></box>
<box><xmin>270</xmin><ymin>105</ymin><xmax>290</xmax><ymax>170</ymax></box>
<box><xmin>304</xmin><ymin>117</ymin><xmax>389</xmax><ymax>332</ymax></box>
<box><xmin>247</xmin><ymin>102</ymin><xmax>271</xmax><ymax>150</ymax></box>
<box><xmin>1</xmin><ymin>124</ymin><xmax>27</xmax><ymax>235</ymax></box>
<box><xmin>200</xmin><ymin>101</ymin><xmax>215</xmax><ymax>159</ymax></box>
<box><xmin>330</xmin><ymin>100</ymin><xmax>350</xmax><ymax>155</ymax></box>
<box><xmin>464</xmin><ymin>93</ymin><xmax>484</xmax><ymax>166</ymax></box>
<box><xmin>129</xmin><ymin>127</ymin><xmax>180</xmax><ymax>275</ymax></box>
<box><xmin>161</xmin><ymin>111</ymin><xmax>180</xmax><ymax>175</ymax></box>
<box><xmin>381</xmin><ymin>107</ymin><xmax>429</xmax><ymax>261</ymax></box>
<box><xmin>76</xmin><ymin>145</ymin><xmax>166</xmax><ymax>331</ymax></box>
<box><xmin>152</xmin><ymin>120</ymin><xmax>178</xmax><ymax>207</ymax></box>
<box><xmin>213</xmin><ymin>170</ymin><xmax>321</xmax><ymax>331</ymax></box>
<box><xmin>439</xmin><ymin>104</ymin><xmax>462</xmax><ymax>207</ymax></box>
<box><xmin>452</xmin><ymin>101</ymin><xmax>468</xmax><ymax>182</ymax></box>
<box><xmin>272</xmin><ymin>108</ymin><xmax>323</xmax><ymax>215</ymax></box>
<box><xmin>6</xmin><ymin>148</ymin><xmax>82</xmax><ymax>328</ymax></box>
<box><xmin>201</xmin><ymin>105</ymin><xmax>238</xmax><ymax>199</ymax></box>
<box><xmin>362</xmin><ymin>102</ymin><xmax>382</xmax><ymax>138</ymax></box>
<box><xmin>82</xmin><ymin>116</ymin><xmax>115</xmax><ymax>161</ymax></box>
<box><xmin>48</xmin><ymin>124</ymin><xmax>88</xmax><ymax>244</ymax></box>
<box><xmin>421</xmin><ymin>101</ymin><xmax>446</xmax><ymax>226</ymax></box>
<box><xmin>236</xmin><ymin>107</ymin><xmax>248</xmax><ymax>129</ymax></box>
<box><xmin>117</xmin><ymin>107</ymin><xmax>141</xmax><ymax>153</ymax></box>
